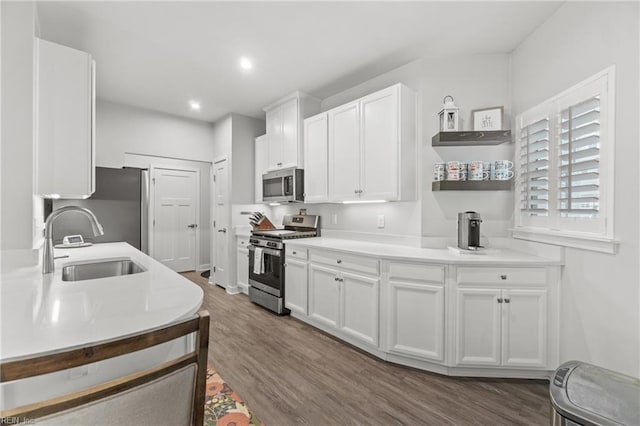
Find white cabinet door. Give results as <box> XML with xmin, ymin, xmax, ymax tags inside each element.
<box><xmin>501</xmin><ymin>289</ymin><xmax>547</xmax><ymax>368</ymax></box>
<box><xmin>308</xmin><ymin>264</ymin><xmax>340</xmax><ymax>328</ymax></box>
<box><xmin>455</xmin><ymin>288</ymin><xmax>502</xmax><ymax>366</ymax></box>
<box><xmin>266</xmin><ymin>106</ymin><xmax>284</xmax><ymax>170</ymax></box>
<box><xmin>236</xmin><ymin>246</ymin><xmax>249</xmax><ymax>293</ymax></box>
<box><xmin>387</xmin><ymin>281</ymin><xmax>444</xmax><ymax>362</ymax></box>
<box><xmin>360</xmin><ymin>86</ymin><xmax>399</xmax><ymax>200</ymax></box>
<box><xmin>328</xmin><ymin>101</ymin><xmax>360</xmax><ymax>201</ymax></box>
<box><xmin>280</xmin><ymin>98</ymin><xmax>299</xmax><ymax>169</ymax></box>
<box><xmin>341</xmin><ymin>271</ymin><xmax>379</xmax><ymax>347</ymax></box>
<box><xmin>254</xmin><ymin>135</ymin><xmax>268</xmax><ymax>203</ymax></box>
<box><xmin>303</xmin><ymin>113</ymin><xmax>328</xmax><ymax>203</ymax></box>
<box><xmin>37</xmin><ymin>39</ymin><xmax>94</xmax><ymax>198</ymax></box>
<box><xmin>285</xmin><ymin>258</ymin><xmax>308</xmax><ymax>316</ymax></box>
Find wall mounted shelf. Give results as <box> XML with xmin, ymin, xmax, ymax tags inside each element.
<box><xmin>432</xmin><ymin>130</ymin><xmax>511</xmax><ymax>147</ymax></box>
<box><xmin>432</xmin><ymin>180</ymin><xmax>512</xmax><ymax>191</ymax></box>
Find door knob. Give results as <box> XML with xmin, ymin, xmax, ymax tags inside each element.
<box><xmin>218</xmin><ymin>228</ymin><xmax>227</xmax><ymax>233</ymax></box>
<box><xmin>187</xmin><ymin>224</ymin><xmax>198</xmax><ymax>229</ymax></box>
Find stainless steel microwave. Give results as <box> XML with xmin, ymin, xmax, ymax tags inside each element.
<box><xmin>262</xmin><ymin>167</ymin><xmax>304</xmax><ymax>203</ymax></box>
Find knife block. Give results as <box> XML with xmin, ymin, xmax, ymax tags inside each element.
<box><xmin>253</xmin><ymin>217</ymin><xmax>276</xmax><ymax>230</ymax></box>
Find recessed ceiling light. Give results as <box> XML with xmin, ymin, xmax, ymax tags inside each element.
<box><xmin>189</xmin><ymin>100</ymin><xmax>201</xmax><ymax>111</ymax></box>
<box><xmin>239</xmin><ymin>57</ymin><xmax>253</xmax><ymax>71</ymax></box>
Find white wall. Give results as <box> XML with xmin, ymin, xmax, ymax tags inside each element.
<box><xmin>511</xmin><ymin>1</ymin><xmax>639</xmax><ymax>376</ymax></box>
<box><xmin>0</xmin><ymin>2</ymin><xmax>42</xmax><ymax>251</ymax></box>
<box><xmin>231</xmin><ymin>114</ymin><xmax>265</xmax><ymax>204</ymax></box>
<box><xmin>96</xmin><ymin>100</ymin><xmax>214</xmax><ymax>168</ymax></box>
<box><xmin>273</xmin><ymin>53</ymin><xmax>512</xmax><ymax>241</ymax></box>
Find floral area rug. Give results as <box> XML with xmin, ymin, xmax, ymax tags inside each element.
<box><xmin>204</xmin><ymin>365</ymin><xmax>263</xmax><ymax>426</ymax></box>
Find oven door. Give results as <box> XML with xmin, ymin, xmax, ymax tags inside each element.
<box><xmin>248</xmin><ymin>245</ymin><xmax>284</xmax><ymax>297</ymax></box>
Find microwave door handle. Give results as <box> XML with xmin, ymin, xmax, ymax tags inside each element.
<box><xmin>281</xmin><ymin>178</ymin><xmax>286</xmax><ymax>197</ymax></box>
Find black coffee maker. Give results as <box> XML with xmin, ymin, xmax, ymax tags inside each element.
<box><xmin>458</xmin><ymin>211</ymin><xmax>482</xmax><ymax>250</ymax></box>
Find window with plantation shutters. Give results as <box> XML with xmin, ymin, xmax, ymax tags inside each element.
<box><xmin>514</xmin><ymin>67</ymin><xmax>615</xmax><ymax>253</ymax></box>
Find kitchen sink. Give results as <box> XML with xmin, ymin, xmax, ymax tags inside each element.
<box><xmin>62</xmin><ymin>258</ymin><xmax>146</xmax><ymax>281</ymax></box>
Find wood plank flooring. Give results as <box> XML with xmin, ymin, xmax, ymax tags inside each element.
<box><xmin>183</xmin><ymin>272</ymin><xmax>552</xmax><ymax>425</ymax></box>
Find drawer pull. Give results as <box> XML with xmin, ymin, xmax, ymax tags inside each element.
<box><xmin>292</xmin><ymin>251</ymin><xmax>297</xmax><ymax>255</ymax></box>
<box><xmin>500</xmin><ymin>274</ymin><xmax>507</xmax><ymax>280</ymax></box>
<box><xmin>504</xmin><ymin>298</ymin><xmax>511</xmax><ymax>303</ymax></box>
<box><xmin>338</xmin><ymin>278</ymin><xmax>344</xmax><ymax>282</ymax></box>
<box><xmin>334</xmin><ymin>277</ymin><xmax>339</xmax><ymax>281</ymax></box>
<box><xmin>336</xmin><ymin>260</ymin><xmax>342</xmax><ymax>264</ymax></box>
<box><xmin>497</xmin><ymin>298</ymin><xmax>503</xmax><ymax>303</ymax></box>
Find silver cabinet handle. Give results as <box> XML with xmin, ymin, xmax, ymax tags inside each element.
<box><xmin>188</xmin><ymin>223</ymin><xmax>198</xmax><ymax>229</ymax></box>
<box><xmin>218</xmin><ymin>228</ymin><xmax>227</xmax><ymax>233</ymax></box>
<box><xmin>504</xmin><ymin>298</ymin><xmax>511</xmax><ymax>303</ymax></box>
<box><xmin>336</xmin><ymin>260</ymin><xmax>342</xmax><ymax>264</ymax></box>
<box><xmin>500</xmin><ymin>274</ymin><xmax>507</xmax><ymax>280</ymax></box>
<box><xmin>497</xmin><ymin>298</ymin><xmax>503</xmax><ymax>303</ymax></box>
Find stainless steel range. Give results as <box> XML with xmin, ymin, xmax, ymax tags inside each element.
<box><xmin>248</xmin><ymin>214</ymin><xmax>320</xmax><ymax>314</ymax></box>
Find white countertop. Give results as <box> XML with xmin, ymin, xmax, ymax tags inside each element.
<box><xmin>285</xmin><ymin>237</ymin><xmax>562</xmax><ymax>265</ymax></box>
<box><xmin>0</xmin><ymin>242</ymin><xmax>203</xmax><ymax>360</ymax></box>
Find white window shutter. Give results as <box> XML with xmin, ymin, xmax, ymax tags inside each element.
<box><xmin>519</xmin><ymin>118</ymin><xmax>550</xmax><ymax>217</ymax></box>
<box><xmin>557</xmin><ymin>96</ymin><xmax>601</xmax><ymax>218</ymax></box>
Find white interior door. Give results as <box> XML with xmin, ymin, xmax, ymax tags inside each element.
<box><xmin>151</xmin><ymin>167</ymin><xmax>198</xmax><ymax>272</ymax></box>
<box><xmin>212</xmin><ymin>158</ymin><xmax>229</xmax><ymax>289</ymax></box>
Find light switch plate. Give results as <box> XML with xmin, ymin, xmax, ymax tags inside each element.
<box><xmin>377</xmin><ymin>214</ymin><xmax>385</xmax><ymax>228</ymax></box>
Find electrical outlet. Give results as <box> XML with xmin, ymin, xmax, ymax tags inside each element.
<box><xmin>377</xmin><ymin>214</ymin><xmax>385</xmax><ymax>229</ymax></box>
<box><xmin>331</xmin><ymin>214</ymin><xmax>338</xmax><ymax>225</ymax></box>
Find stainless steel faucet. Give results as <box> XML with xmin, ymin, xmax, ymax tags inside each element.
<box><xmin>42</xmin><ymin>206</ymin><xmax>104</xmax><ymax>274</ymax></box>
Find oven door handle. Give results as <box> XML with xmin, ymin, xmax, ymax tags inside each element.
<box><xmin>249</xmin><ymin>245</ymin><xmax>282</xmax><ymax>257</ymax></box>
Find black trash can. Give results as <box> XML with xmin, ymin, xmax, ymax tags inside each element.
<box><xmin>550</xmin><ymin>360</ymin><xmax>640</xmax><ymax>426</ymax></box>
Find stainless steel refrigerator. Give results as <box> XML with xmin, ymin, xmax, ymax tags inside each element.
<box><xmin>47</xmin><ymin>167</ymin><xmax>149</xmax><ymax>253</ymax></box>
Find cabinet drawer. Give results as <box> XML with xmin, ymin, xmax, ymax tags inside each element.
<box><xmin>457</xmin><ymin>267</ymin><xmax>547</xmax><ymax>286</ymax></box>
<box><xmin>286</xmin><ymin>247</ymin><xmax>308</xmax><ymax>261</ymax></box>
<box><xmin>309</xmin><ymin>250</ymin><xmax>379</xmax><ymax>276</ymax></box>
<box><xmin>388</xmin><ymin>262</ymin><xmax>445</xmax><ymax>284</ymax></box>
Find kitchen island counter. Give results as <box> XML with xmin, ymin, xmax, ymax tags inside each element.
<box><xmin>0</xmin><ymin>242</ymin><xmax>203</xmax><ymax>361</ymax></box>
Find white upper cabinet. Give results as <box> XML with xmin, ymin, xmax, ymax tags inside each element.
<box><xmin>36</xmin><ymin>38</ymin><xmax>95</xmax><ymax>199</ymax></box>
<box><xmin>327</xmin><ymin>83</ymin><xmax>416</xmax><ymax>202</ymax></box>
<box><xmin>328</xmin><ymin>101</ymin><xmax>361</xmax><ymax>201</ymax></box>
<box><xmin>263</xmin><ymin>92</ymin><xmax>321</xmax><ymax>172</ymax></box>
<box><xmin>303</xmin><ymin>112</ymin><xmax>329</xmax><ymax>203</ymax></box>
<box><xmin>254</xmin><ymin>135</ymin><xmax>268</xmax><ymax>203</ymax></box>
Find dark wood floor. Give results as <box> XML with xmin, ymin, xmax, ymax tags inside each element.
<box><xmin>183</xmin><ymin>272</ymin><xmax>552</xmax><ymax>425</ymax></box>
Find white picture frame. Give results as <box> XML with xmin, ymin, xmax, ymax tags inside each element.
<box><xmin>472</xmin><ymin>106</ymin><xmax>504</xmax><ymax>131</ymax></box>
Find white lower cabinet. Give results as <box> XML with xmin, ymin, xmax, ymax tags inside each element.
<box><xmin>285</xmin><ymin>257</ymin><xmax>308</xmax><ymax>316</ymax></box>
<box><xmin>454</xmin><ymin>266</ymin><xmax>550</xmax><ymax>369</ymax></box>
<box><xmin>385</xmin><ymin>262</ymin><xmax>446</xmax><ymax>362</ymax></box>
<box><xmin>236</xmin><ymin>237</ymin><xmax>250</xmax><ymax>294</ymax></box>
<box><xmin>287</xmin><ymin>244</ymin><xmax>559</xmax><ymax>378</ymax></box>
<box><xmin>340</xmin><ymin>271</ymin><xmax>379</xmax><ymax>346</ymax></box>
<box><xmin>308</xmin><ymin>249</ymin><xmax>380</xmax><ymax>347</ymax></box>
<box><xmin>308</xmin><ymin>264</ymin><xmax>341</xmax><ymax>328</ymax></box>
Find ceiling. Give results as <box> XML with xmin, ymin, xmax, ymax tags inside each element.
<box><xmin>36</xmin><ymin>1</ymin><xmax>563</xmax><ymax>123</ymax></box>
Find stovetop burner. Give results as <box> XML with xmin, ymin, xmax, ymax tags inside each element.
<box><xmin>250</xmin><ymin>214</ymin><xmax>320</xmax><ymax>241</ymax></box>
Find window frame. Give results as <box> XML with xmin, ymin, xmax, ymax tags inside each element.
<box><xmin>513</xmin><ymin>66</ymin><xmax>617</xmax><ymax>254</ymax></box>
